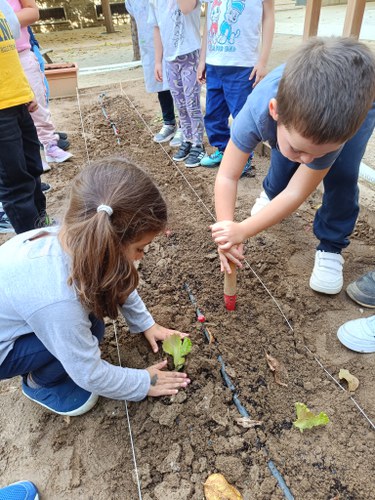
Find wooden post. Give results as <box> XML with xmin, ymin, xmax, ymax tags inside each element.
<box><xmin>101</xmin><ymin>0</ymin><xmax>115</xmax><ymax>34</ymax></box>
<box><xmin>303</xmin><ymin>0</ymin><xmax>322</xmax><ymax>40</ymax></box>
<box><xmin>342</xmin><ymin>0</ymin><xmax>366</xmax><ymax>38</ymax></box>
<box><xmin>130</xmin><ymin>16</ymin><xmax>140</xmax><ymax>61</ymax></box>
<box><xmin>224</xmin><ymin>262</ymin><xmax>237</xmax><ymax>311</ymax></box>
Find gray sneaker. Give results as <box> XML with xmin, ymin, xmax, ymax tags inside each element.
<box><xmin>185</xmin><ymin>145</ymin><xmax>206</xmax><ymax>168</ymax></box>
<box><xmin>169</xmin><ymin>128</ymin><xmax>183</xmax><ymax>147</ymax></box>
<box><xmin>0</xmin><ymin>211</ymin><xmax>14</xmax><ymax>233</ymax></box>
<box><xmin>346</xmin><ymin>271</ymin><xmax>375</xmax><ymax>308</ymax></box>
<box><xmin>153</xmin><ymin>124</ymin><xmax>177</xmax><ymax>143</ymax></box>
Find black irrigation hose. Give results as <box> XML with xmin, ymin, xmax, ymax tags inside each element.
<box><xmin>183</xmin><ymin>283</ymin><xmax>295</xmax><ymax>500</ymax></box>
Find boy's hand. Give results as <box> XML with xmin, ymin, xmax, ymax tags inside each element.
<box><xmin>144</xmin><ymin>323</ymin><xmax>189</xmax><ymax>353</ymax></box>
<box><xmin>197</xmin><ymin>60</ymin><xmax>206</xmax><ymax>84</ymax></box>
<box><xmin>211</xmin><ymin>220</ymin><xmax>246</xmax><ymax>249</ymax></box>
<box><xmin>27</xmin><ymin>99</ymin><xmax>38</xmax><ymax>113</ymax></box>
<box><xmin>249</xmin><ymin>63</ymin><xmax>267</xmax><ymax>87</ymax></box>
<box><xmin>218</xmin><ymin>245</ymin><xmax>244</xmax><ymax>273</ymax></box>
<box><xmin>155</xmin><ymin>62</ymin><xmax>163</xmax><ymax>82</ymax></box>
<box><xmin>146</xmin><ymin>360</ymin><xmax>190</xmax><ymax>397</ymax></box>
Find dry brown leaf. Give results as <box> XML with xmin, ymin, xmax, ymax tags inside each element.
<box><xmin>204</xmin><ymin>473</ymin><xmax>243</xmax><ymax>500</ymax></box>
<box><xmin>265</xmin><ymin>352</ymin><xmax>289</xmax><ymax>387</ymax></box>
<box><xmin>339</xmin><ymin>369</ymin><xmax>359</xmax><ymax>392</ymax></box>
<box><xmin>235</xmin><ymin>417</ymin><xmax>263</xmax><ymax>429</ymax></box>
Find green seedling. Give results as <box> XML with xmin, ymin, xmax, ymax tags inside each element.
<box><xmin>293</xmin><ymin>402</ymin><xmax>330</xmax><ymax>433</ymax></box>
<box><xmin>162</xmin><ymin>335</ymin><xmax>192</xmax><ymax>371</ymax></box>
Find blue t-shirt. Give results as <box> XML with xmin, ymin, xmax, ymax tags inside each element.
<box><xmin>231</xmin><ymin>65</ymin><xmax>343</xmax><ymax>170</ymax></box>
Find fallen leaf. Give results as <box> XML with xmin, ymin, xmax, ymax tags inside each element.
<box><xmin>204</xmin><ymin>473</ymin><xmax>243</xmax><ymax>500</ymax></box>
<box><xmin>265</xmin><ymin>352</ymin><xmax>288</xmax><ymax>387</ymax></box>
<box><xmin>293</xmin><ymin>402</ymin><xmax>330</xmax><ymax>433</ymax></box>
<box><xmin>339</xmin><ymin>369</ymin><xmax>359</xmax><ymax>392</ymax></box>
<box><xmin>235</xmin><ymin>417</ymin><xmax>263</xmax><ymax>429</ymax></box>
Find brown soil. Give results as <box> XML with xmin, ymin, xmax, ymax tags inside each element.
<box><xmin>0</xmin><ymin>83</ymin><xmax>374</xmax><ymax>499</ymax></box>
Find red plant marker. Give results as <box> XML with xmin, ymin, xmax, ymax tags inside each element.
<box><xmin>224</xmin><ymin>262</ymin><xmax>237</xmax><ymax>311</ymax></box>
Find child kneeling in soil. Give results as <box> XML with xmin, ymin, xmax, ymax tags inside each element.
<box><xmin>211</xmin><ymin>37</ymin><xmax>375</xmax><ymax>295</ymax></box>
<box><xmin>0</xmin><ymin>157</ymin><xmax>190</xmax><ymax>416</ymax></box>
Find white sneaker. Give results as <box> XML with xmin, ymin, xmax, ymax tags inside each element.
<box><xmin>169</xmin><ymin>127</ymin><xmax>183</xmax><ymax>147</ymax></box>
<box><xmin>153</xmin><ymin>124</ymin><xmax>176</xmax><ymax>143</ymax></box>
<box><xmin>251</xmin><ymin>190</ymin><xmax>270</xmax><ymax>216</ymax></box>
<box><xmin>337</xmin><ymin>315</ymin><xmax>375</xmax><ymax>353</ymax></box>
<box><xmin>309</xmin><ymin>250</ymin><xmax>344</xmax><ymax>294</ymax></box>
<box><xmin>45</xmin><ymin>144</ymin><xmax>73</xmax><ymax>163</ymax></box>
<box><xmin>42</xmin><ymin>160</ymin><xmax>51</xmax><ymax>172</ymax></box>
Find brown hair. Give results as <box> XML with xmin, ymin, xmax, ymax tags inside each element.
<box><xmin>276</xmin><ymin>37</ymin><xmax>375</xmax><ymax>144</ymax></box>
<box><xmin>61</xmin><ymin>157</ymin><xmax>167</xmax><ymax>320</ymax></box>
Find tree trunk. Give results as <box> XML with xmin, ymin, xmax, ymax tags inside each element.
<box><xmin>130</xmin><ymin>16</ymin><xmax>140</xmax><ymax>61</ymax></box>
<box><xmin>101</xmin><ymin>0</ymin><xmax>115</xmax><ymax>34</ymax></box>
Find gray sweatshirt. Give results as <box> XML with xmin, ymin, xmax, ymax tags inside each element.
<box><xmin>0</xmin><ymin>229</ymin><xmax>154</xmax><ymax>401</ymax></box>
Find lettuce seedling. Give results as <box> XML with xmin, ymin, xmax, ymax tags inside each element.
<box><xmin>293</xmin><ymin>402</ymin><xmax>330</xmax><ymax>432</ymax></box>
<box><xmin>162</xmin><ymin>335</ymin><xmax>192</xmax><ymax>371</ymax></box>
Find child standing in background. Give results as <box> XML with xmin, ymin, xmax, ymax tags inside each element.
<box><xmin>0</xmin><ymin>158</ymin><xmax>190</xmax><ymax>416</ymax></box>
<box><xmin>198</xmin><ymin>0</ymin><xmax>275</xmax><ymax>175</ymax></box>
<box><xmin>149</xmin><ymin>0</ymin><xmax>205</xmax><ymax>167</ymax></box>
<box><xmin>125</xmin><ymin>0</ymin><xmax>183</xmax><ymax>147</ymax></box>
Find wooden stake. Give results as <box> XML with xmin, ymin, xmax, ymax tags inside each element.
<box><xmin>224</xmin><ymin>262</ymin><xmax>237</xmax><ymax>310</ymax></box>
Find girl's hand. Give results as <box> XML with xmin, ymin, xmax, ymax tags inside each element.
<box><xmin>144</xmin><ymin>323</ymin><xmax>189</xmax><ymax>353</ymax></box>
<box><xmin>146</xmin><ymin>360</ymin><xmax>190</xmax><ymax>397</ymax></box>
<box><xmin>218</xmin><ymin>245</ymin><xmax>244</xmax><ymax>273</ymax></box>
<box><xmin>211</xmin><ymin>220</ymin><xmax>246</xmax><ymax>249</ymax></box>
<box><xmin>155</xmin><ymin>62</ymin><xmax>163</xmax><ymax>82</ymax></box>
<box><xmin>197</xmin><ymin>60</ymin><xmax>206</xmax><ymax>84</ymax></box>
<box><xmin>249</xmin><ymin>63</ymin><xmax>267</xmax><ymax>87</ymax></box>
<box><xmin>27</xmin><ymin>99</ymin><xmax>38</xmax><ymax>113</ymax></box>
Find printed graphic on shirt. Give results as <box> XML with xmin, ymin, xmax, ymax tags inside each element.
<box><xmin>172</xmin><ymin>7</ymin><xmax>185</xmax><ymax>48</ymax></box>
<box><xmin>0</xmin><ymin>15</ymin><xmax>14</xmax><ymax>46</ymax></box>
<box><xmin>208</xmin><ymin>0</ymin><xmax>245</xmax><ymax>49</ymax></box>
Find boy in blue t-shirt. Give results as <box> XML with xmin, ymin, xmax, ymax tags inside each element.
<box><xmin>211</xmin><ymin>37</ymin><xmax>375</xmax><ymax>295</ymax></box>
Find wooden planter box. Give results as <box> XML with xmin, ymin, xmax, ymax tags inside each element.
<box><xmin>45</xmin><ymin>63</ymin><xmax>78</xmax><ymax>99</ymax></box>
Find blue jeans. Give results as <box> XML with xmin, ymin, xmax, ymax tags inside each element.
<box><xmin>263</xmin><ymin>102</ymin><xmax>375</xmax><ymax>253</ymax></box>
<box><xmin>0</xmin><ymin>315</ymin><xmax>105</xmax><ymax>387</ymax></box>
<box><xmin>205</xmin><ymin>64</ymin><xmax>254</xmax><ymax>151</ymax></box>
<box><xmin>0</xmin><ymin>105</ymin><xmax>46</xmax><ymax>234</ymax></box>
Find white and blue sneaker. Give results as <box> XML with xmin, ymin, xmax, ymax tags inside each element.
<box><xmin>0</xmin><ymin>481</ymin><xmax>39</xmax><ymax>500</ymax></box>
<box><xmin>22</xmin><ymin>375</ymin><xmax>98</xmax><ymax>416</ymax></box>
<box><xmin>0</xmin><ymin>211</ymin><xmax>14</xmax><ymax>234</ymax></box>
<box><xmin>337</xmin><ymin>315</ymin><xmax>375</xmax><ymax>353</ymax></box>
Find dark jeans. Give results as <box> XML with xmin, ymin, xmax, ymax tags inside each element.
<box><xmin>0</xmin><ymin>104</ymin><xmax>46</xmax><ymax>234</ymax></box>
<box><xmin>205</xmin><ymin>64</ymin><xmax>255</xmax><ymax>151</ymax></box>
<box><xmin>0</xmin><ymin>315</ymin><xmax>105</xmax><ymax>387</ymax></box>
<box><xmin>157</xmin><ymin>90</ymin><xmax>176</xmax><ymax>125</ymax></box>
<box><xmin>263</xmin><ymin>102</ymin><xmax>375</xmax><ymax>253</ymax></box>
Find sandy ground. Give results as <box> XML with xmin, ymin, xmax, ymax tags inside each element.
<box><xmin>0</xmin><ymin>6</ymin><xmax>375</xmax><ymax>499</ymax></box>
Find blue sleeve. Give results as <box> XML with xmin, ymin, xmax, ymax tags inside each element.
<box><xmin>306</xmin><ymin>146</ymin><xmax>344</xmax><ymax>170</ymax></box>
<box><xmin>231</xmin><ymin>98</ymin><xmax>263</xmax><ymax>154</ymax></box>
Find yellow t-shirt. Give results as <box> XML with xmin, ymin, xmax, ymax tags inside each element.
<box><xmin>0</xmin><ymin>9</ymin><xmax>33</xmax><ymax>110</ymax></box>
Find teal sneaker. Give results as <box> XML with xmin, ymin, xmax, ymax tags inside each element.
<box><xmin>240</xmin><ymin>152</ymin><xmax>255</xmax><ymax>178</ymax></box>
<box><xmin>0</xmin><ymin>481</ymin><xmax>39</xmax><ymax>500</ymax></box>
<box><xmin>200</xmin><ymin>149</ymin><xmax>223</xmax><ymax>167</ymax></box>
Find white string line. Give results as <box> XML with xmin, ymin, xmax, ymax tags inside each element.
<box><xmin>119</xmin><ymin>83</ymin><xmax>375</xmax><ymax>431</ymax></box>
<box><xmin>75</xmin><ymin>87</ymin><xmax>91</xmax><ymax>165</ymax></box>
<box><xmin>76</xmin><ymin>88</ymin><xmax>143</xmax><ymax>498</ymax></box>
<box><xmin>113</xmin><ymin>320</ymin><xmax>143</xmax><ymax>500</ymax></box>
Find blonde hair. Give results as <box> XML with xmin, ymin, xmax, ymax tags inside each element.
<box><xmin>61</xmin><ymin>157</ymin><xmax>167</xmax><ymax>319</ymax></box>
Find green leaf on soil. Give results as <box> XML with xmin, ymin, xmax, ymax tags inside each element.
<box><xmin>162</xmin><ymin>335</ymin><xmax>192</xmax><ymax>371</ymax></box>
<box><xmin>293</xmin><ymin>402</ymin><xmax>330</xmax><ymax>432</ymax></box>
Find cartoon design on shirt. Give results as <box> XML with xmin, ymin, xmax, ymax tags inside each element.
<box><xmin>218</xmin><ymin>0</ymin><xmax>245</xmax><ymax>45</ymax></box>
<box><xmin>208</xmin><ymin>0</ymin><xmax>222</xmax><ymax>43</ymax></box>
<box><xmin>172</xmin><ymin>8</ymin><xmax>184</xmax><ymax>48</ymax></box>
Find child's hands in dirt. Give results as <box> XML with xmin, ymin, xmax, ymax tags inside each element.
<box><xmin>146</xmin><ymin>360</ymin><xmax>190</xmax><ymax>397</ymax></box>
<box><xmin>144</xmin><ymin>323</ymin><xmax>189</xmax><ymax>353</ymax></box>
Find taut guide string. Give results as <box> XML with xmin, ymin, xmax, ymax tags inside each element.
<box><xmin>75</xmin><ymin>89</ymin><xmax>143</xmax><ymax>500</ymax></box>
<box><xmin>119</xmin><ymin>82</ymin><xmax>375</xmax><ymax>433</ymax></box>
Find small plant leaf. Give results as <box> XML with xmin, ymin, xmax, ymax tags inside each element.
<box><xmin>265</xmin><ymin>351</ymin><xmax>289</xmax><ymax>387</ymax></box>
<box><xmin>235</xmin><ymin>417</ymin><xmax>263</xmax><ymax>429</ymax></box>
<box><xmin>339</xmin><ymin>369</ymin><xmax>359</xmax><ymax>392</ymax></box>
<box><xmin>293</xmin><ymin>402</ymin><xmax>330</xmax><ymax>433</ymax></box>
<box><xmin>204</xmin><ymin>473</ymin><xmax>243</xmax><ymax>500</ymax></box>
<box><xmin>162</xmin><ymin>334</ymin><xmax>192</xmax><ymax>370</ymax></box>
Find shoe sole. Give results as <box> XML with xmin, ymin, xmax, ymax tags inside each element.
<box><xmin>337</xmin><ymin>327</ymin><xmax>375</xmax><ymax>353</ymax></box>
<box><xmin>200</xmin><ymin>163</ymin><xmax>220</xmax><ymax>168</ymax></box>
<box><xmin>153</xmin><ymin>133</ymin><xmax>175</xmax><ymax>144</ymax></box>
<box><xmin>185</xmin><ymin>162</ymin><xmax>202</xmax><ymax>168</ymax></box>
<box><xmin>45</xmin><ymin>152</ymin><xmax>73</xmax><ymax>163</ymax></box>
<box><xmin>42</xmin><ymin>186</ymin><xmax>51</xmax><ymax>193</ymax></box>
<box><xmin>22</xmin><ymin>389</ymin><xmax>99</xmax><ymax>416</ymax></box>
<box><xmin>309</xmin><ymin>278</ymin><xmax>343</xmax><ymax>295</ymax></box>
<box><xmin>0</xmin><ymin>226</ymin><xmax>15</xmax><ymax>233</ymax></box>
<box><xmin>346</xmin><ymin>288</ymin><xmax>375</xmax><ymax>309</ymax></box>
<box><xmin>173</xmin><ymin>154</ymin><xmax>190</xmax><ymax>162</ymax></box>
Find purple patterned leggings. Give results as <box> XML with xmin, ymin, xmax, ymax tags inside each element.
<box><xmin>166</xmin><ymin>50</ymin><xmax>204</xmax><ymax>145</ymax></box>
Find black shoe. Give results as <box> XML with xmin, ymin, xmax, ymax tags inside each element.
<box><xmin>57</xmin><ymin>138</ymin><xmax>70</xmax><ymax>151</ymax></box>
<box><xmin>185</xmin><ymin>145</ymin><xmax>206</xmax><ymax>168</ymax></box>
<box><xmin>41</xmin><ymin>182</ymin><xmax>51</xmax><ymax>193</ymax></box>
<box><xmin>172</xmin><ymin>141</ymin><xmax>192</xmax><ymax>162</ymax></box>
<box><xmin>57</xmin><ymin>131</ymin><xmax>68</xmax><ymax>140</ymax></box>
